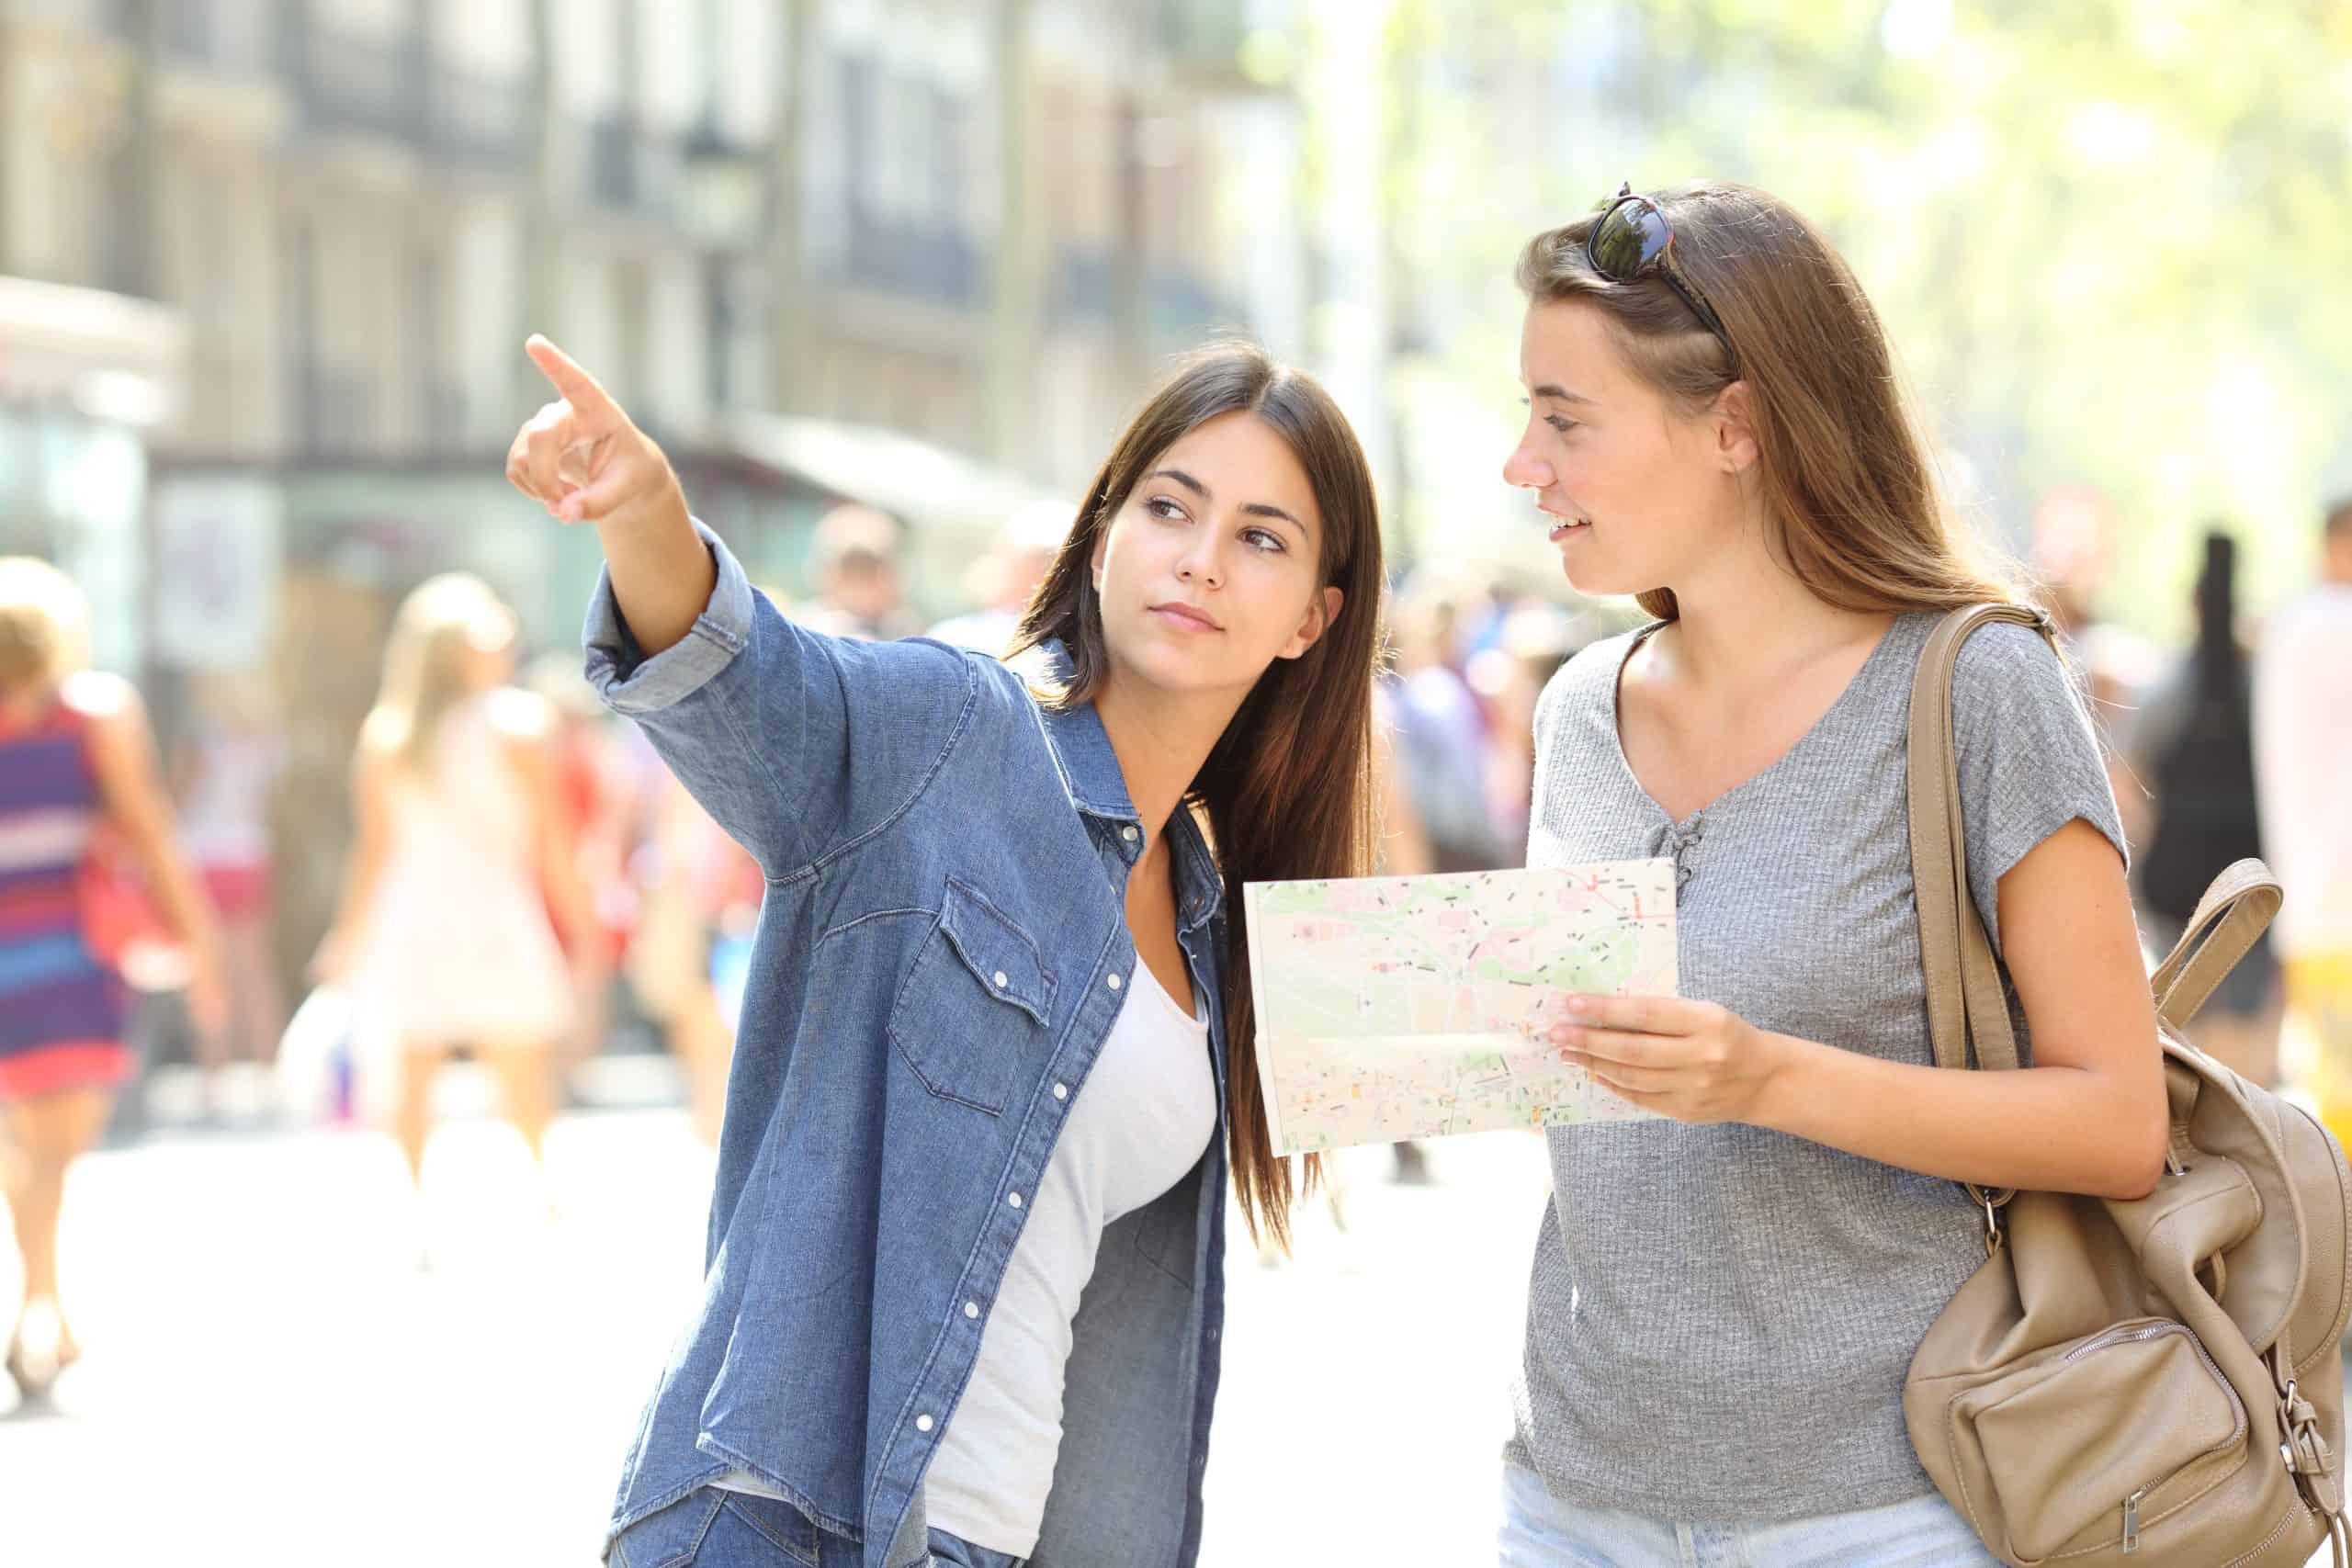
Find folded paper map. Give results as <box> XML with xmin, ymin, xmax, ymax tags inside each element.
<box><xmin>1242</xmin><ymin>859</ymin><xmax>1677</xmax><ymax>1155</ymax></box>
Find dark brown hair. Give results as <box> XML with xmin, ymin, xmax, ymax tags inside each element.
<box><xmin>1010</xmin><ymin>341</ymin><xmax>1385</xmax><ymax>1251</ymax></box>
<box><xmin>1516</xmin><ymin>181</ymin><xmax>2018</xmax><ymax>621</ymax></box>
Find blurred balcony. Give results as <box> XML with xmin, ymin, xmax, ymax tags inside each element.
<box><xmin>161</xmin><ymin>0</ymin><xmax>274</xmax><ymax>75</ymax></box>
<box><xmin>1050</xmin><ymin>245</ymin><xmax>1238</xmax><ymax>337</ymax></box>
<box><xmin>583</xmin><ymin>113</ymin><xmax>681</xmax><ymax>220</ymax></box>
<box><xmin>1053</xmin><ymin>246</ymin><xmax>1114</xmax><ymax>326</ymax></box>
<box><xmin>833</xmin><ymin>205</ymin><xmax>980</xmax><ymax>310</ymax></box>
<box><xmin>1148</xmin><ymin>265</ymin><xmax>1238</xmax><ymax>336</ymax></box>
<box><xmin>425</xmin><ymin>62</ymin><xmax>529</xmax><ymax>172</ymax></box>
<box><xmin>285</xmin><ymin>16</ymin><xmax>426</xmax><ymax>146</ymax></box>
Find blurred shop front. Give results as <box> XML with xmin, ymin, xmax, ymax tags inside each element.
<box><xmin>0</xmin><ymin>273</ymin><xmax>187</xmax><ymax>675</ymax></box>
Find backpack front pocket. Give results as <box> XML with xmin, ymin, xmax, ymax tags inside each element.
<box><xmin>1956</xmin><ymin>1317</ymin><xmax>2247</xmax><ymax>1562</ymax></box>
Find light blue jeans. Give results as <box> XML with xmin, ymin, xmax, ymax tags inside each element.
<box><xmin>608</xmin><ymin>1485</ymin><xmax>1023</xmax><ymax>1568</ymax></box>
<box><xmin>1499</xmin><ymin>1464</ymin><xmax>2001</xmax><ymax>1568</ymax></box>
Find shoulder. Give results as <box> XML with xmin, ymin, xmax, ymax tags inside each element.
<box><xmin>1534</xmin><ymin>626</ymin><xmax>1646</xmax><ymax>739</ymax></box>
<box><xmin>1947</xmin><ymin>617</ymin><xmax>2086</xmax><ymax>723</ymax></box>
<box><xmin>58</xmin><ymin>672</ymin><xmax>151</xmax><ymax>772</ymax></box>
<box><xmin>58</xmin><ymin>669</ymin><xmax>141</xmax><ymax>727</ymax></box>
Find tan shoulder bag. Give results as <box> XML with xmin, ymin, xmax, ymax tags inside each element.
<box><xmin>1901</xmin><ymin>603</ymin><xmax>2352</xmax><ymax>1568</ymax></box>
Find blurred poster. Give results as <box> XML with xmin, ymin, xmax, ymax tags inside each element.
<box><xmin>152</xmin><ymin>474</ymin><xmax>282</xmax><ymax>670</ymax></box>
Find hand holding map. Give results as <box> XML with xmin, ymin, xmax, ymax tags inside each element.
<box><xmin>1242</xmin><ymin>858</ymin><xmax>1678</xmax><ymax>1155</ymax></box>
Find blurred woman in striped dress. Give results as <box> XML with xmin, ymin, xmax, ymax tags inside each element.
<box><xmin>0</xmin><ymin>558</ymin><xmax>220</xmax><ymax>1398</ymax></box>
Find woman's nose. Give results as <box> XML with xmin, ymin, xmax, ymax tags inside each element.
<box><xmin>1502</xmin><ymin>440</ymin><xmax>1552</xmax><ymax>491</ymax></box>
<box><xmin>1176</xmin><ymin>539</ymin><xmax>1223</xmax><ymax>588</ymax></box>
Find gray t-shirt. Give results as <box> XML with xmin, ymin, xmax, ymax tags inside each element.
<box><xmin>1504</xmin><ymin>610</ymin><xmax>2127</xmax><ymax>1521</ymax></box>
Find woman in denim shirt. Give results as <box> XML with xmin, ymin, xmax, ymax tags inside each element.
<box><xmin>504</xmin><ymin>336</ymin><xmax>1385</xmax><ymax>1568</ymax></box>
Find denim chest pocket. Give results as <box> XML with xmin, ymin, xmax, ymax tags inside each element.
<box><xmin>888</xmin><ymin>877</ymin><xmax>1057</xmax><ymax>1115</ymax></box>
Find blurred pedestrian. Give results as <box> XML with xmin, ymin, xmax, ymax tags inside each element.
<box><xmin>2255</xmin><ymin>496</ymin><xmax>2352</xmax><ymax>1144</ymax></box>
<box><xmin>1498</xmin><ymin>182</ymin><xmax>2157</xmax><ymax>1565</ymax></box>
<box><xmin>525</xmin><ymin>651</ymin><xmax>639</xmax><ymax>1087</ymax></box>
<box><xmin>799</xmin><ymin>503</ymin><xmax>920</xmax><ymax>641</ymax></box>
<box><xmin>509</xmin><ymin>333</ymin><xmax>1382</xmax><ymax>1568</ymax></box>
<box><xmin>927</xmin><ymin>498</ymin><xmax>1069</xmax><ymax>655</ymax></box>
<box><xmin>624</xmin><ymin>770</ymin><xmax>759</xmax><ymax>1146</ymax></box>
<box><xmin>1466</xmin><ymin>599</ymin><xmax>1584</xmax><ymax>864</ymax></box>
<box><xmin>0</xmin><ymin>558</ymin><xmax>223</xmax><ymax>1398</ymax></box>
<box><xmin>2124</xmin><ymin>531</ymin><xmax>2279</xmax><ymax>1084</ymax></box>
<box><xmin>169</xmin><ymin>669</ymin><xmax>288</xmax><ymax>1116</ymax></box>
<box><xmin>1389</xmin><ymin>571</ymin><xmax>1512</xmax><ymax>872</ymax></box>
<box><xmin>311</xmin><ymin>574</ymin><xmax>586</xmax><ymax>1203</ymax></box>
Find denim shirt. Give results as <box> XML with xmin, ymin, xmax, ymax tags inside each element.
<box><xmin>585</xmin><ymin>525</ymin><xmax>1231</xmax><ymax>1568</ymax></box>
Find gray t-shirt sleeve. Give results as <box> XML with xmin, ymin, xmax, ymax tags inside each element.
<box><xmin>1949</xmin><ymin>621</ymin><xmax>2130</xmax><ymax>953</ymax></box>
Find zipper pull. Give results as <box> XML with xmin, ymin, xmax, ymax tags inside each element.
<box><xmin>2123</xmin><ymin>1488</ymin><xmax>2144</xmax><ymax>1554</ymax></box>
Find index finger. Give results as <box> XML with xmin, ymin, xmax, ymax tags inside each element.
<box><xmin>1563</xmin><ymin>993</ymin><xmax>1686</xmax><ymax>1034</ymax></box>
<box><xmin>525</xmin><ymin>334</ymin><xmax>625</xmax><ymax>428</ymax></box>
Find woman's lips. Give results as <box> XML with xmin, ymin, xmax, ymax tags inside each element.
<box><xmin>1150</xmin><ymin>603</ymin><xmax>1222</xmax><ymax>632</ymax></box>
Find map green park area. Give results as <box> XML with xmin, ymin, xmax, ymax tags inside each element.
<box><xmin>1242</xmin><ymin>860</ymin><xmax>1677</xmax><ymax>1154</ymax></box>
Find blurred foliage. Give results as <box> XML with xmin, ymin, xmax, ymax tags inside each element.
<box><xmin>1372</xmin><ymin>0</ymin><xmax>2352</xmax><ymax>633</ymax></box>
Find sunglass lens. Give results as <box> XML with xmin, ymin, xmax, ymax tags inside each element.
<box><xmin>1589</xmin><ymin>201</ymin><xmax>1670</xmax><ymax>281</ymax></box>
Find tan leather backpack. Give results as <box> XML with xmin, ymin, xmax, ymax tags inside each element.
<box><xmin>1900</xmin><ymin>604</ymin><xmax>2352</xmax><ymax>1567</ymax></box>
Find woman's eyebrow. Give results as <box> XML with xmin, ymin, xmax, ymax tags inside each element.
<box><xmin>1148</xmin><ymin>468</ymin><xmax>1308</xmax><ymax>542</ymax></box>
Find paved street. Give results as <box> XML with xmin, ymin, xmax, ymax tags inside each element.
<box><xmin>0</xmin><ymin>1074</ymin><xmax>1549</xmax><ymax>1566</ymax></box>
<box><xmin>0</xmin><ymin>1079</ymin><xmax>2341</xmax><ymax>1565</ymax></box>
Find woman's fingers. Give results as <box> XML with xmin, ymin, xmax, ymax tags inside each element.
<box><xmin>511</xmin><ymin>336</ymin><xmax>681</xmax><ymax>528</ymax></box>
<box><xmin>1555</xmin><ymin>1025</ymin><xmax>1666</xmax><ymax>1067</ymax></box>
<box><xmin>505</xmin><ymin>428</ymin><xmax>548</xmax><ymax>504</ymax></box>
<box><xmin>526</xmin><ymin>334</ymin><xmax>628</xmax><ymax>434</ymax></box>
<box><xmin>523</xmin><ymin>415</ymin><xmax>583</xmax><ymax>509</ymax></box>
<box><xmin>556</xmin><ymin>454</ymin><xmax>639</xmax><ymax>525</ymax></box>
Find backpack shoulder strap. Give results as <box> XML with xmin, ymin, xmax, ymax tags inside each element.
<box><xmin>2149</xmin><ymin>857</ymin><xmax>2282</xmax><ymax>1031</ymax></box>
<box><xmin>1906</xmin><ymin>603</ymin><xmax>2054</xmax><ymax>1077</ymax></box>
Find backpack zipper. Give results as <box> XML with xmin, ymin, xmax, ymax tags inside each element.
<box><xmin>2061</xmin><ymin>1320</ymin><xmax>2248</xmax><ymax>1551</ymax></box>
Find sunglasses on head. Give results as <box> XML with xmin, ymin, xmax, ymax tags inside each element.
<box><xmin>1586</xmin><ymin>182</ymin><xmax>1736</xmax><ymax>367</ymax></box>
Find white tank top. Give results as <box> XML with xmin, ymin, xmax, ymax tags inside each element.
<box><xmin>922</xmin><ymin>954</ymin><xmax>1216</xmax><ymax>1553</ymax></box>
<box><xmin>714</xmin><ymin>955</ymin><xmax>1216</xmax><ymax>1552</ymax></box>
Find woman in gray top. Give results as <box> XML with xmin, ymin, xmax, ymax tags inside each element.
<box><xmin>1494</xmin><ymin>182</ymin><xmax>2167</xmax><ymax>1566</ymax></box>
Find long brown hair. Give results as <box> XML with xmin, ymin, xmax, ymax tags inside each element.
<box><xmin>1517</xmin><ymin>182</ymin><xmax>2020</xmax><ymax>621</ymax></box>
<box><xmin>1010</xmin><ymin>341</ymin><xmax>1385</xmax><ymax>1251</ymax></box>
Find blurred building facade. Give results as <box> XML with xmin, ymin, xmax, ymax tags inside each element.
<box><xmin>0</xmin><ymin>0</ymin><xmax>1303</xmax><ymax>973</ymax></box>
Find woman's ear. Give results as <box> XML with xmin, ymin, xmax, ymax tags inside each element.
<box><xmin>1713</xmin><ymin>381</ymin><xmax>1761</xmax><ymax>475</ymax></box>
<box><xmin>1281</xmin><ymin>585</ymin><xmax>1345</xmax><ymax>660</ymax></box>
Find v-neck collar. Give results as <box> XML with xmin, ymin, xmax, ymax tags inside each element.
<box><xmin>1606</xmin><ymin>613</ymin><xmax>1906</xmax><ymax>830</ymax></box>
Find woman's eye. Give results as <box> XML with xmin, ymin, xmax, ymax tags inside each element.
<box><xmin>1146</xmin><ymin>496</ymin><xmax>1187</xmax><ymax>522</ymax></box>
<box><xmin>1243</xmin><ymin>527</ymin><xmax>1285</xmax><ymax>554</ymax></box>
<box><xmin>1546</xmin><ymin>415</ymin><xmax>1578</xmax><ymax>435</ymax></box>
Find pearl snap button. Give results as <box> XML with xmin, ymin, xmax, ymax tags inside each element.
<box><xmin>1053</xmin><ymin>1083</ymin><xmax>1069</xmax><ymax>1100</ymax></box>
<box><xmin>1106</xmin><ymin>973</ymin><xmax>1121</xmax><ymax>990</ymax></box>
<box><xmin>916</xmin><ymin>1415</ymin><xmax>934</xmax><ymax>1433</ymax></box>
<box><xmin>1008</xmin><ymin>1191</ymin><xmax>1023</xmax><ymax>1209</ymax></box>
<box><xmin>1122</xmin><ymin>826</ymin><xmax>1138</xmax><ymax>841</ymax></box>
<box><xmin>965</xmin><ymin>1302</ymin><xmax>979</xmax><ymax>1319</ymax></box>
<box><xmin>992</xmin><ymin>970</ymin><xmax>1008</xmax><ymax>988</ymax></box>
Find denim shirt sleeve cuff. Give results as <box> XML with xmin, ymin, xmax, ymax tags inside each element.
<box><xmin>582</xmin><ymin>518</ymin><xmax>755</xmax><ymax>716</ymax></box>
